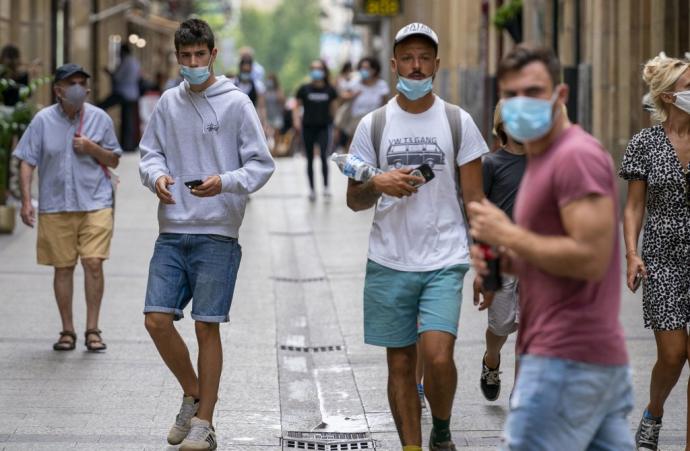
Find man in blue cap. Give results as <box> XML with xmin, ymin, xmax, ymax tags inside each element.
<box><xmin>14</xmin><ymin>63</ymin><xmax>121</xmax><ymax>352</ymax></box>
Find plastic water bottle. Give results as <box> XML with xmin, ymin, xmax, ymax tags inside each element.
<box><xmin>331</xmin><ymin>153</ymin><xmax>383</xmax><ymax>182</ymax></box>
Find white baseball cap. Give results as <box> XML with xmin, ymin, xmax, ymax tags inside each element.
<box><xmin>394</xmin><ymin>22</ymin><xmax>439</xmax><ymax>49</ymax></box>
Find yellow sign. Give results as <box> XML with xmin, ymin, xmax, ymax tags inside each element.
<box><xmin>363</xmin><ymin>0</ymin><xmax>401</xmax><ymax>16</ymax></box>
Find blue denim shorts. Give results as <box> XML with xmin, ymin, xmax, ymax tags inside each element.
<box><xmin>502</xmin><ymin>355</ymin><xmax>634</xmax><ymax>450</ymax></box>
<box><xmin>144</xmin><ymin>233</ymin><xmax>242</xmax><ymax>323</ymax></box>
<box><xmin>363</xmin><ymin>259</ymin><xmax>469</xmax><ymax>347</ymax></box>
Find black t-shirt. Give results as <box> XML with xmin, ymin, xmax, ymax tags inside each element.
<box><xmin>296</xmin><ymin>82</ymin><xmax>337</xmax><ymax>127</ymax></box>
<box><xmin>482</xmin><ymin>148</ymin><xmax>527</xmax><ymax>219</ymax></box>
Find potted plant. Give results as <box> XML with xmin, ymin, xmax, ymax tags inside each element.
<box><xmin>493</xmin><ymin>0</ymin><xmax>523</xmax><ymax>43</ymax></box>
<box><xmin>0</xmin><ymin>76</ymin><xmax>49</xmax><ymax>233</ymax></box>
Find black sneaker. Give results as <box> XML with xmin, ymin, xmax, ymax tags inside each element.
<box><xmin>480</xmin><ymin>354</ymin><xmax>501</xmax><ymax>401</ymax></box>
<box><xmin>429</xmin><ymin>427</ymin><xmax>456</xmax><ymax>451</ymax></box>
<box><xmin>635</xmin><ymin>414</ymin><xmax>662</xmax><ymax>450</ymax></box>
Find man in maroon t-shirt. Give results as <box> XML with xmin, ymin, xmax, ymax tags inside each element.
<box><xmin>469</xmin><ymin>45</ymin><xmax>634</xmax><ymax>450</ymax></box>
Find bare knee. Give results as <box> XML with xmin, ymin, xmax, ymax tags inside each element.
<box><xmin>54</xmin><ymin>266</ymin><xmax>75</xmax><ymax>278</ymax></box>
<box><xmin>195</xmin><ymin>321</ymin><xmax>219</xmax><ymax>341</ymax></box>
<box><xmin>424</xmin><ymin>350</ymin><xmax>454</xmax><ymax>373</ymax></box>
<box><xmin>145</xmin><ymin>313</ymin><xmax>174</xmax><ymax>337</ymax></box>
<box><xmin>387</xmin><ymin>346</ymin><xmax>416</xmax><ymax>377</ymax></box>
<box><xmin>658</xmin><ymin>346</ymin><xmax>687</xmax><ymax>369</ymax></box>
<box><xmin>80</xmin><ymin>258</ymin><xmax>103</xmax><ymax>277</ymax></box>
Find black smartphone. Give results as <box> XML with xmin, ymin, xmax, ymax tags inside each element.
<box><xmin>632</xmin><ymin>272</ymin><xmax>643</xmax><ymax>293</ymax></box>
<box><xmin>416</xmin><ymin>163</ymin><xmax>435</xmax><ymax>182</ymax></box>
<box><xmin>184</xmin><ymin>179</ymin><xmax>203</xmax><ymax>189</ymax></box>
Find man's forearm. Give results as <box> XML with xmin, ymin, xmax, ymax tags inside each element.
<box><xmin>19</xmin><ymin>162</ymin><xmax>34</xmax><ymax>204</ymax></box>
<box><xmin>502</xmin><ymin>225</ymin><xmax>609</xmax><ymax>280</ymax></box>
<box><xmin>347</xmin><ymin>179</ymin><xmax>381</xmax><ymax>211</ymax></box>
<box><xmin>89</xmin><ymin>143</ymin><xmax>119</xmax><ymax>168</ymax></box>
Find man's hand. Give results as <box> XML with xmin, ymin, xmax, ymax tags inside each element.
<box><xmin>73</xmin><ymin>134</ymin><xmax>95</xmax><ymax>156</ymax></box>
<box><xmin>20</xmin><ymin>201</ymin><xmax>35</xmax><ymax>227</ymax></box>
<box><xmin>371</xmin><ymin>168</ymin><xmax>424</xmax><ymax>198</ymax></box>
<box><xmin>191</xmin><ymin>175</ymin><xmax>222</xmax><ymax>197</ymax></box>
<box><xmin>155</xmin><ymin>175</ymin><xmax>175</xmax><ymax>204</ymax></box>
<box><xmin>473</xmin><ymin>275</ymin><xmax>495</xmax><ymax>311</ymax></box>
<box><xmin>468</xmin><ymin>199</ymin><xmax>514</xmax><ymax>247</ymax></box>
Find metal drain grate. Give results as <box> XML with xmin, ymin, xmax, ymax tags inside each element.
<box><xmin>281</xmin><ymin>431</ymin><xmax>375</xmax><ymax>450</ymax></box>
<box><xmin>279</xmin><ymin>345</ymin><xmax>343</xmax><ymax>352</ymax></box>
<box><xmin>271</xmin><ymin>276</ymin><xmax>327</xmax><ymax>283</ymax></box>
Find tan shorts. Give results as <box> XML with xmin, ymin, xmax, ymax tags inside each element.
<box><xmin>37</xmin><ymin>208</ymin><xmax>113</xmax><ymax>267</ymax></box>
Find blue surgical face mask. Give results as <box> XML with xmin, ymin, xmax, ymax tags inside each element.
<box><xmin>239</xmin><ymin>71</ymin><xmax>252</xmax><ymax>82</ymax></box>
<box><xmin>310</xmin><ymin>69</ymin><xmax>325</xmax><ymax>81</ymax></box>
<box><xmin>359</xmin><ymin>69</ymin><xmax>371</xmax><ymax>80</ymax></box>
<box><xmin>501</xmin><ymin>91</ymin><xmax>560</xmax><ymax>142</ymax></box>
<box><xmin>396</xmin><ymin>75</ymin><xmax>433</xmax><ymax>101</ymax></box>
<box><xmin>180</xmin><ymin>63</ymin><xmax>211</xmax><ymax>85</ymax></box>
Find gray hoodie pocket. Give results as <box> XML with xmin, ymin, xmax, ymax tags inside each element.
<box><xmin>160</xmin><ymin>176</ymin><xmax>231</xmax><ymax>223</ymax></box>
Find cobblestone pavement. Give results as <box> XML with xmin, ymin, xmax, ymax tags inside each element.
<box><xmin>0</xmin><ymin>153</ymin><xmax>686</xmax><ymax>450</ymax></box>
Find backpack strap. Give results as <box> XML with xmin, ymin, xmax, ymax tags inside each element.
<box><xmin>370</xmin><ymin>105</ymin><xmax>387</xmax><ymax>168</ymax></box>
<box><xmin>444</xmin><ymin>101</ymin><xmax>473</xmax><ymax>245</ymax></box>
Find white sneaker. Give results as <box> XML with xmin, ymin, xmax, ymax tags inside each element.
<box><xmin>167</xmin><ymin>395</ymin><xmax>199</xmax><ymax>445</ymax></box>
<box><xmin>308</xmin><ymin>189</ymin><xmax>316</xmax><ymax>202</ymax></box>
<box><xmin>323</xmin><ymin>186</ymin><xmax>332</xmax><ymax>198</ymax></box>
<box><xmin>180</xmin><ymin>417</ymin><xmax>217</xmax><ymax>450</ymax></box>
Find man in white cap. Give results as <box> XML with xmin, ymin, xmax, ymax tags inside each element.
<box><xmin>346</xmin><ymin>22</ymin><xmax>488</xmax><ymax>451</ymax></box>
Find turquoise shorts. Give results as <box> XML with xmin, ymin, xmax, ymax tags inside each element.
<box><xmin>363</xmin><ymin>259</ymin><xmax>469</xmax><ymax>348</ymax></box>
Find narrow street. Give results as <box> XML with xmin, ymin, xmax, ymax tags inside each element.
<box><xmin>0</xmin><ymin>152</ymin><xmax>687</xmax><ymax>450</ymax></box>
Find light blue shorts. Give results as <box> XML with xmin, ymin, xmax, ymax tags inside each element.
<box><xmin>502</xmin><ymin>355</ymin><xmax>634</xmax><ymax>450</ymax></box>
<box><xmin>363</xmin><ymin>259</ymin><xmax>469</xmax><ymax>348</ymax></box>
<box><xmin>144</xmin><ymin>233</ymin><xmax>242</xmax><ymax>323</ymax></box>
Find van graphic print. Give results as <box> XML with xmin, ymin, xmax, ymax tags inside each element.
<box><xmin>385</xmin><ymin>136</ymin><xmax>446</xmax><ymax>169</ymax></box>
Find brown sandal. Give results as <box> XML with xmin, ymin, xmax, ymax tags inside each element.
<box><xmin>84</xmin><ymin>328</ymin><xmax>107</xmax><ymax>352</ymax></box>
<box><xmin>53</xmin><ymin>330</ymin><xmax>77</xmax><ymax>351</ymax></box>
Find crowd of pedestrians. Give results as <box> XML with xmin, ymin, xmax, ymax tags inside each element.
<box><xmin>7</xmin><ymin>15</ymin><xmax>690</xmax><ymax>451</ymax></box>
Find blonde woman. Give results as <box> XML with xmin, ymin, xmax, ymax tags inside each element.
<box><xmin>619</xmin><ymin>55</ymin><xmax>690</xmax><ymax>450</ymax></box>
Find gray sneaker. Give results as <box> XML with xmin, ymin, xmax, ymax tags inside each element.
<box><xmin>635</xmin><ymin>415</ymin><xmax>661</xmax><ymax>450</ymax></box>
<box><xmin>180</xmin><ymin>417</ymin><xmax>217</xmax><ymax>451</ymax></box>
<box><xmin>167</xmin><ymin>395</ymin><xmax>199</xmax><ymax>445</ymax></box>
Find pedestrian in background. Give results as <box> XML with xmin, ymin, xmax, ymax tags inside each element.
<box><xmin>619</xmin><ymin>54</ymin><xmax>690</xmax><ymax>451</ymax></box>
<box><xmin>347</xmin><ymin>23</ymin><xmax>487</xmax><ymax>451</ymax></box>
<box><xmin>264</xmin><ymin>73</ymin><xmax>286</xmax><ymax>154</ymax></box>
<box><xmin>469</xmin><ymin>44</ymin><xmax>633</xmax><ymax>450</ymax></box>
<box><xmin>99</xmin><ymin>44</ymin><xmax>141</xmax><ymax>151</ymax></box>
<box><xmin>293</xmin><ymin>59</ymin><xmax>338</xmax><ymax>201</ymax></box>
<box><xmin>473</xmin><ymin>100</ymin><xmax>525</xmax><ymax>403</ymax></box>
<box><xmin>340</xmin><ymin>56</ymin><xmax>389</xmax><ymax>148</ymax></box>
<box><xmin>139</xmin><ymin>18</ymin><xmax>274</xmax><ymax>451</ymax></box>
<box><xmin>0</xmin><ymin>44</ymin><xmax>30</xmax><ymax>106</ymax></box>
<box><xmin>233</xmin><ymin>56</ymin><xmax>267</xmax><ymax>127</ymax></box>
<box><xmin>13</xmin><ymin>63</ymin><xmax>121</xmax><ymax>352</ymax></box>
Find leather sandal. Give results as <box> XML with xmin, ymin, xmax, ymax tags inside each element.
<box><xmin>84</xmin><ymin>328</ymin><xmax>107</xmax><ymax>352</ymax></box>
<box><xmin>53</xmin><ymin>330</ymin><xmax>77</xmax><ymax>351</ymax></box>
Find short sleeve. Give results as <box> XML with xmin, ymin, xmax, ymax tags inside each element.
<box><xmin>348</xmin><ymin>114</ymin><xmax>377</xmax><ymax>167</ymax></box>
<box><xmin>12</xmin><ymin>115</ymin><xmax>43</xmax><ymax>166</ymax></box>
<box><xmin>618</xmin><ymin>132</ymin><xmax>648</xmax><ymax>180</ymax></box>
<box><xmin>296</xmin><ymin>85</ymin><xmax>306</xmax><ymax>102</ymax></box>
<box><xmin>554</xmin><ymin>144</ymin><xmax>614</xmax><ymax>208</ymax></box>
<box><xmin>457</xmin><ymin>110</ymin><xmax>489</xmax><ymax>166</ymax></box>
<box><xmin>254</xmin><ymin>80</ymin><xmax>267</xmax><ymax>96</ymax></box>
<box><xmin>98</xmin><ymin>114</ymin><xmax>123</xmax><ymax>156</ymax></box>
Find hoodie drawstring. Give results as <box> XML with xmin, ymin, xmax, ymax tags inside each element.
<box><xmin>186</xmin><ymin>88</ymin><xmax>220</xmax><ymax>133</ymax></box>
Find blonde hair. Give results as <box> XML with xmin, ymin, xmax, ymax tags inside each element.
<box><xmin>642</xmin><ymin>55</ymin><xmax>690</xmax><ymax>122</ymax></box>
<box><xmin>492</xmin><ymin>100</ymin><xmax>507</xmax><ymax>145</ymax></box>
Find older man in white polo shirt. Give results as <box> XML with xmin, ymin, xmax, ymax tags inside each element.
<box><xmin>14</xmin><ymin>63</ymin><xmax>121</xmax><ymax>353</ymax></box>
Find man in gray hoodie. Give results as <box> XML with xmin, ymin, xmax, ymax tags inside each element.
<box><xmin>139</xmin><ymin>18</ymin><xmax>274</xmax><ymax>451</ymax></box>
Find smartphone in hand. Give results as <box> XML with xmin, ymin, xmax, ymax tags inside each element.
<box><xmin>184</xmin><ymin>179</ymin><xmax>203</xmax><ymax>190</ymax></box>
<box><xmin>410</xmin><ymin>163</ymin><xmax>435</xmax><ymax>187</ymax></box>
<box><xmin>632</xmin><ymin>272</ymin><xmax>643</xmax><ymax>293</ymax></box>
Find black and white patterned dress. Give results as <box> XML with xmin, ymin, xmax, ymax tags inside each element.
<box><xmin>619</xmin><ymin>124</ymin><xmax>690</xmax><ymax>331</ymax></box>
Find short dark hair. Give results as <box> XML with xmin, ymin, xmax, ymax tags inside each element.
<box><xmin>497</xmin><ymin>44</ymin><xmax>561</xmax><ymax>87</ymax></box>
<box><xmin>174</xmin><ymin>18</ymin><xmax>215</xmax><ymax>52</ymax></box>
<box><xmin>357</xmin><ymin>56</ymin><xmax>381</xmax><ymax>76</ymax></box>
